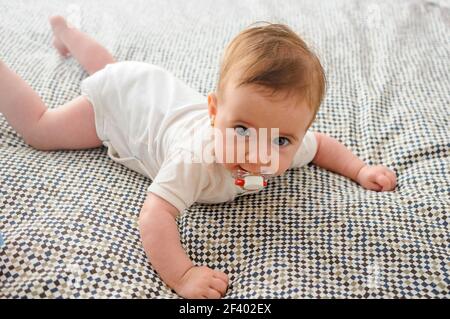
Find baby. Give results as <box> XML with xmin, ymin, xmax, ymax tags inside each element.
<box><xmin>0</xmin><ymin>16</ymin><xmax>397</xmax><ymax>298</ymax></box>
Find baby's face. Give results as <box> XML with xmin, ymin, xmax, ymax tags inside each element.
<box><xmin>208</xmin><ymin>79</ymin><xmax>313</xmax><ymax>177</ymax></box>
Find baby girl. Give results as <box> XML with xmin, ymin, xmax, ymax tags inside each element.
<box><xmin>0</xmin><ymin>16</ymin><xmax>397</xmax><ymax>298</ymax></box>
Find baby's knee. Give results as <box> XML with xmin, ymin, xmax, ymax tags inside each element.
<box><xmin>22</xmin><ymin>134</ymin><xmax>54</xmax><ymax>151</ymax></box>
<box><xmin>21</xmin><ymin>112</ymin><xmax>58</xmax><ymax>151</ymax></box>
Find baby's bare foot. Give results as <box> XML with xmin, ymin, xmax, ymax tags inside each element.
<box><xmin>49</xmin><ymin>15</ymin><xmax>70</xmax><ymax>57</ymax></box>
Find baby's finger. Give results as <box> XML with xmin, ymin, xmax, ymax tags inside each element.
<box><xmin>213</xmin><ymin>271</ymin><xmax>229</xmax><ymax>285</ymax></box>
<box><xmin>382</xmin><ymin>172</ymin><xmax>396</xmax><ymax>189</ymax></box>
<box><xmin>365</xmin><ymin>181</ymin><xmax>382</xmax><ymax>191</ymax></box>
<box><xmin>385</xmin><ymin>170</ymin><xmax>397</xmax><ymax>186</ymax></box>
<box><xmin>375</xmin><ymin>174</ymin><xmax>391</xmax><ymax>191</ymax></box>
<box><xmin>210</xmin><ymin>278</ymin><xmax>228</xmax><ymax>296</ymax></box>
<box><xmin>205</xmin><ymin>288</ymin><xmax>222</xmax><ymax>299</ymax></box>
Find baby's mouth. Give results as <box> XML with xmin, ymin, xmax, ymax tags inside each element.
<box><xmin>236</xmin><ymin>166</ymin><xmax>274</xmax><ymax>176</ymax></box>
<box><xmin>233</xmin><ymin>166</ymin><xmax>274</xmax><ymax>178</ymax></box>
<box><xmin>238</xmin><ymin>166</ymin><xmax>249</xmax><ymax>173</ymax></box>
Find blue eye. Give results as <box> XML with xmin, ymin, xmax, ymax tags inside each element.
<box><xmin>235</xmin><ymin>125</ymin><xmax>251</xmax><ymax>137</ymax></box>
<box><xmin>273</xmin><ymin>137</ymin><xmax>291</xmax><ymax>147</ymax></box>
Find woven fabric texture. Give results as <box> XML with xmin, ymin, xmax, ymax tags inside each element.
<box><xmin>0</xmin><ymin>0</ymin><xmax>449</xmax><ymax>298</ymax></box>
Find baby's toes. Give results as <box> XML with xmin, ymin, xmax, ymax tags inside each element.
<box><xmin>52</xmin><ymin>37</ymin><xmax>70</xmax><ymax>57</ymax></box>
<box><xmin>49</xmin><ymin>15</ymin><xmax>68</xmax><ymax>35</ymax></box>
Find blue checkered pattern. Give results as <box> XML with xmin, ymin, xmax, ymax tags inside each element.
<box><xmin>0</xmin><ymin>0</ymin><xmax>449</xmax><ymax>298</ymax></box>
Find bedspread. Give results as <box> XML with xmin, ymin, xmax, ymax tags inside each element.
<box><xmin>0</xmin><ymin>0</ymin><xmax>449</xmax><ymax>298</ymax></box>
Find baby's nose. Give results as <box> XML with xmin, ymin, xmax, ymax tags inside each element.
<box><xmin>242</xmin><ymin>159</ymin><xmax>269</xmax><ymax>174</ymax></box>
<box><xmin>245</xmin><ymin>149</ymin><xmax>271</xmax><ymax>165</ymax></box>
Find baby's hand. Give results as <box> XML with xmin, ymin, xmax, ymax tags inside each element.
<box><xmin>174</xmin><ymin>266</ymin><xmax>229</xmax><ymax>299</ymax></box>
<box><xmin>356</xmin><ymin>164</ymin><xmax>397</xmax><ymax>192</ymax></box>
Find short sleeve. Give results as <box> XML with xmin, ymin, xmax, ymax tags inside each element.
<box><xmin>147</xmin><ymin>150</ymin><xmax>210</xmax><ymax>213</ymax></box>
<box><xmin>289</xmin><ymin>130</ymin><xmax>318</xmax><ymax>168</ymax></box>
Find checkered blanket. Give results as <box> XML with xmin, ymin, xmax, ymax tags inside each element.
<box><xmin>1</xmin><ymin>0</ymin><xmax>449</xmax><ymax>298</ymax></box>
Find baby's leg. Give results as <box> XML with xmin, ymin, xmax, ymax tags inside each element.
<box><xmin>49</xmin><ymin>15</ymin><xmax>116</xmax><ymax>75</ymax></box>
<box><xmin>0</xmin><ymin>60</ymin><xmax>101</xmax><ymax>150</ymax></box>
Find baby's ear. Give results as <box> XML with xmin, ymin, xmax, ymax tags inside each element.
<box><xmin>207</xmin><ymin>92</ymin><xmax>218</xmax><ymax>116</ymax></box>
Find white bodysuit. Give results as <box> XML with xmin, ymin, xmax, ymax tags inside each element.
<box><xmin>81</xmin><ymin>61</ymin><xmax>318</xmax><ymax>213</ymax></box>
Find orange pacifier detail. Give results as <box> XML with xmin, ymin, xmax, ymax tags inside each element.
<box><xmin>235</xmin><ymin>178</ymin><xmax>245</xmax><ymax>187</ymax></box>
<box><xmin>232</xmin><ymin>169</ymin><xmax>270</xmax><ymax>191</ymax></box>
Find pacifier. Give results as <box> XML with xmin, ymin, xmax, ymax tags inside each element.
<box><xmin>231</xmin><ymin>168</ymin><xmax>272</xmax><ymax>191</ymax></box>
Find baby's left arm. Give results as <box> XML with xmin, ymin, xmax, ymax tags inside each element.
<box><xmin>311</xmin><ymin>132</ymin><xmax>397</xmax><ymax>191</ymax></box>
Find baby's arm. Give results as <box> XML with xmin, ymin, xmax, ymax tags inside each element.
<box><xmin>311</xmin><ymin>132</ymin><xmax>397</xmax><ymax>191</ymax></box>
<box><xmin>139</xmin><ymin>193</ymin><xmax>228</xmax><ymax>298</ymax></box>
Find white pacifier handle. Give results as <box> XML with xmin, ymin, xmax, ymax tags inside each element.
<box><xmin>242</xmin><ymin>175</ymin><xmax>265</xmax><ymax>190</ymax></box>
<box><xmin>233</xmin><ymin>169</ymin><xmax>269</xmax><ymax>190</ymax></box>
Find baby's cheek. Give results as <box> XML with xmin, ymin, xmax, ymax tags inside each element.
<box><xmin>214</xmin><ymin>133</ymin><xmax>232</xmax><ymax>163</ymax></box>
<box><xmin>279</xmin><ymin>160</ymin><xmax>291</xmax><ymax>175</ymax></box>
<box><xmin>269</xmin><ymin>155</ymin><xmax>290</xmax><ymax>175</ymax></box>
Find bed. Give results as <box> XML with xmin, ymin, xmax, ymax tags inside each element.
<box><xmin>0</xmin><ymin>0</ymin><xmax>449</xmax><ymax>298</ymax></box>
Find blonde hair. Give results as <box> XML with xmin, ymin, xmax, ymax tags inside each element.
<box><xmin>217</xmin><ymin>22</ymin><xmax>326</xmax><ymax>128</ymax></box>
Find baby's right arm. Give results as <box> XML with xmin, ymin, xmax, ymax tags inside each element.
<box><xmin>139</xmin><ymin>192</ymin><xmax>229</xmax><ymax>298</ymax></box>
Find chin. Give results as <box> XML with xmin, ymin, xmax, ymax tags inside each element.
<box><xmin>272</xmin><ymin>168</ymin><xmax>286</xmax><ymax>177</ymax></box>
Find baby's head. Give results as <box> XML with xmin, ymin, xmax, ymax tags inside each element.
<box><xmin>207</xmin><ymin>22</ymin><xmax>325</xmax><ymax>176</ymax></box>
